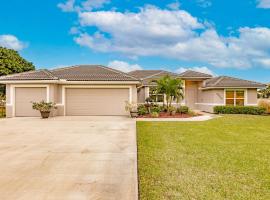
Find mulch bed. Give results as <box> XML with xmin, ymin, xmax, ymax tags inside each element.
<box><xmin>137</xmin><ymin>112</ymin><xmax>201</xmax><ymax>118</ymax></box>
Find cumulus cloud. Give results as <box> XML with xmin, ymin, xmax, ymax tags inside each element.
<box><xmin>176</xmin><ymin>66</ymin><xmax>215</xmax><ymax>76</ymax></box>
<box><xmin>58</xmin><ymin>0</ymin><xmax>109</xmax><ymax>12</ymax></box>
<box><xmin>108</xmin><ymin>60</ymin><xmax>142</xmax><ymax>72</ymax></box>
<box><xmin>69</xmin><ymin>5</ymin><xmax>270</xmax><ymax>69</ymax></box>
<box><xmin>0</xmin><ymin>35</ymin><xmax>26</xmax><ymax>51</ymax></box>
<box><xmin>257</xmin><ymin>0</ymin><xmax>270</xmax><ymax>8</ymax></box>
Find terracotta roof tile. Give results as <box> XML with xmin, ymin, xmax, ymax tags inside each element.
<box><xmin>179</xmin><ymin>70</ymin><xmax>212</xmax><ymax>78</ymax></box>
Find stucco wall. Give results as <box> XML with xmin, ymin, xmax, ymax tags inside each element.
<box><xmin>247</xmin><ymin>89</ymin><xmax>258</xmax><ymax>105</ymax></box>
<box><xmin>185</xmin><ymin>81</ymin><xmax>199</xmax><ymax>109</ymax></box>
<box><xmin>137</xmin><ymin>87</ymin><xmax>145</xmax><ymax>103</ymax></box>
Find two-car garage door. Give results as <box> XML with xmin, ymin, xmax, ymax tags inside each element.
<box><xmin>65</xmin><ymin>88</ymin><xmax>129</xmax><ymax>116</ymax></box>
<box><xmin>14</xmin><ymin>87</ymin><xmax>130</xmax><ymax>116</ymax></box>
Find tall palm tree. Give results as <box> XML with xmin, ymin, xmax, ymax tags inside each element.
<box><xmin>154</xmin><ymin>75</ymin><xmax>184</xmax><ymax>108</ymax></box>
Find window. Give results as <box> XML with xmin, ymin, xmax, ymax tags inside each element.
<box><xmin>149</xmin><ymin>87</ymin><xmax>164</xmax><ymax>103</ymax></box>
<box><xmin>225</xmin><ymin>90</ymin><xmax>245</xmax><ymax>106</ymax></box>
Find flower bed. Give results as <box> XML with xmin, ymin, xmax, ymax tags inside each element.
<box><xmin>137</xmin><ymin>111</ymin><xmax>200</xmax><ymax>118</ymax></box>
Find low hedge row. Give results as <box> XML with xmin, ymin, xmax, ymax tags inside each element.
<box><xmin>214</xmin><ymin>106</ymin><xmax>266</xmax><ymax>115</ymax></box>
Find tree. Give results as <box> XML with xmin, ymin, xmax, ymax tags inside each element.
<box><xmin>154</xmin><ymin>75</ymin><xmax>184</xmax><ymax>108</ymax></box>
<box><xmin>0</xmin><ymin>47</ymin><xmax>35</xmax><ymax>76</ymax></box>
<box><xmin>258</xmin><ymin>85</ymin><xmax>270</xmax><ymax>98</ymax></box>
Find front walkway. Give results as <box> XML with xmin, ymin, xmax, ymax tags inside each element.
<box><xmin>0</xmin><ymin>116</ymin><xmax>138</xmax><ymax>200</ymax></box>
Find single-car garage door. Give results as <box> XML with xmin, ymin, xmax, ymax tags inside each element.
<box><xmin>15</xmin><ymin>87</ymin><xmax>47</xmax><ymax>117</ymax></box>
<box><xmin>66</xmin><ymin>88</ymin><xmax>129</xmax><ymax>116</ymax></box>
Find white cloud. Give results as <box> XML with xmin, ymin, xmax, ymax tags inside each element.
<box><xmin>70</xmin><ymin>6</ymin><xmax>270</xmax><ymax>70</ymax></box>
<box><xmin>167</xmin><ymin>1</ymin><xmax>181</xmax><ymax>10</ymax></box>
<box><xmin>57</xmin><ymin>0</ymin><xmax>76</xmax><ymax>12</ymax></box>
<box><xmin>257</xmin><ymin>0</ymin><xmax>270</xmax><ymax>8</ymax></box>
<box><xmin>0</xmin><ymin>35</ymin><xmax>26</xmax><ymax>51</ymax></box>
<box><xmin>176</xmin><ymin>66</ymin><xmax>215</xmax><ymax>76</ymax></box>
<box><xmin>58</xmin><ymin>0</ymin><xmax>110</xmax><ymax>12</ymax></box>
<box><xmin>108</xmin><ymin>60</ymin><xmax>142</xmax><ymax>72</ymax></box>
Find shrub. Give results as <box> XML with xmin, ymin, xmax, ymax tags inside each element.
<box><xmin>138</xmin><ymin>105</ymin><xmax>148</xmax><ymax>115</ymax></box>
<box><xmin>151</xmin><ymin>112</ymin><xmax>159</xmax><ymax>118</ymax></box>
<box><xmin>151</xmin><ymin>105</ymin><xmax>161</xmax><ymax>113</ymax></box>
<box><xmin>214</xmin><ymin>106</ymin><xmax>266</xmax><ymax>115</ymax></box>
<box><xmin>177</xmin><ymin>106</ymin><xmax>189</xmax><ymax>114</ymax></box>
<box><xmin>32</xmin><ymin>101</ymin><xmax>57</xmax><ymax>112</ymax></box>
<box><xmin>258</xmin><ymin>99</ymin><xmax>270</xmax><ymax>114</ymax></box>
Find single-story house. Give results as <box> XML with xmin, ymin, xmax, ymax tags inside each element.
<box><xmin>0</xmin><ymin>65</ymin><xmax>266</xmax><ymax>117</ymax></box>
<box><xmin>129</xmin><ymin>69</ymin><xmax>265</xmax><ymax>112</ymax></box>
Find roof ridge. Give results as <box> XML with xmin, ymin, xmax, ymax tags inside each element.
<box><xmin>50</xmin><ymin>65</ymin><xmax>81</xmax><ymax>72</ymax></box>
<box><xmin>43</xmin><ymin>69</ymin><xmax>59</xmax><ymax>80</ymax></box>
<box><xmin>142</xmin><ymin>70</ymin><xmax>166</xmax><ymax>80</ymax></box>
<box><xmin>98</xmin><ymin>65</ymin><xmax>139</xmax><ymax>81</ymax></box>
<box><xmin>222</xmin><ymin>75</ymin><xmax>264</xmax><ymax>85</ymax></box>
<box><xmin>212</xmin><ymin>76</ymin><xmax>224</xmax><ymax>86</ymax></box>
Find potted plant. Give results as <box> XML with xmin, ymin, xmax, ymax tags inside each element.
<box><xmin>32</xmin><ymin>100</ymin><xmax>57</xmax><ymax>119</ymax></box>
<box><xmin>125</xmin><ymin>101</ymin><xmax>138</xmax><ymax>118</ymax></box>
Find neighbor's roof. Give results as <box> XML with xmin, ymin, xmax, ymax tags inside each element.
<box><xmin>129</xmin><ymin>70</ymin><xmax>179</xmax><ymax>86</ymax></box>
<box><xmin>0</xmin><ymin>65</ymin><xmax>139</xmax><ymax>82</ymax></box>
<box><xmin>202</xmin><ymin>76</ymin><xmax>266</xmax><ymax>89</ymax></box>
<box><xmin>179</xmin><ymin>70</ymin><xmax>213</xmax><ymax>78</ymax></box>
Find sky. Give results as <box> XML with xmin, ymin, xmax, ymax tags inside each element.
<box><xmin>0</xmin><ymin>0</ymin><xmax>270</xmax><ymax>82</ymax></box>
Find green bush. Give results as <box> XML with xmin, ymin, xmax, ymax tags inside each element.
<box><xmin>151</xmin><ymin>112</ymin><xmax>159</xmax><ymax>118</ymax></box>
<box><xmin>151</xmin><ymin>105</ymin><xmax>161</xmax><ymax>113</ymax></box>
<box><xmin>214</xmin><ymin>106</ymin><xmax>266</xmax><ymax>115</ymax></box>
<box><xmin>138</xmin><ymin>105</ymin><xmax>148</xmax><ymax>115</ymax></box>
<box><xmin>177</xmin><ymin>106</ymin><xmax>189</xmax><ymax>114</ymax></box>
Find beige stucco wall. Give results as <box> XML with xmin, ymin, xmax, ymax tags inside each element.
<box><xmin>185</xmin><ymin>81</ymin><xmax>199</xmax><ymax>109</ymax></box>
<box><xmin>197</xmin><ymin>89</ymin><xmax>224</xmax><ymax>113</ymax></box>
<box><xmin>247</xmin><ymin>89</ymin><xmax>258</xmax><ymax>105</ymax></box>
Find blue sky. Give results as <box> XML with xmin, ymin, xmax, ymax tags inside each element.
<box><xmin>0</xmin><ymin>0</ymin><xmax>270</xmax><ymax>82</ymax></box>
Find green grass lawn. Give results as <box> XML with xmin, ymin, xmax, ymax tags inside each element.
<box><xmin>137</xmin><ymin>115</ymin><xmax>270</xmax><ymax>200</ymax></box>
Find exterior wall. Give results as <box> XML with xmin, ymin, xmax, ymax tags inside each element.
<box><xmin>137</xmin><ymin>87</ymin><xmax>145</xmax><ymax>103</ymax></box>
<box><xmin>185</xmin><ymin>81</ymin><xmax>199</xmax><ymax>109</ymax></box>
<box><xmin>247</xmin><ymin>89</ymin><xmax>258</xmax><ymax>105</ymax></box>
<box><xmin>196</xmin><ymin>89</ymin><xmax>224</xmax><ymax>113</ymax></box>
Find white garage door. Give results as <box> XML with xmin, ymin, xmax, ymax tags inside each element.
<box><xmin>15</xmin><ymin>87</ymin><xmax>47</xmax><ymax>117</ymax></box>
<box><xmin>66</xmin><ymin>88</ymin><xmax>129</xmax><ymax>116</ymax></box>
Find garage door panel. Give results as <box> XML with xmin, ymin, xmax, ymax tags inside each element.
<box><xmin>15</xmin><ymin>87</ymin><xmax>47</xmax><ymax>117</ymax></box>
<box><xmin>66</xmin><ymin>88</ymin><xmax>129</xmax><ymax>116</ymax></box>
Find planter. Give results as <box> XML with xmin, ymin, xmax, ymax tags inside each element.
<box><xmin>130</xmin><ymin>111</ymin><xmax>138</xmax><ymax>118</ymax></box>
<box><xmin>40</xmin><ymin>111</ymin><xmax>51</xmax><ymax>119</ymax></box>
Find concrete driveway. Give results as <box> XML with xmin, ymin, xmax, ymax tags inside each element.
<box><xmin>0</xmin><ymin>116</ymin><xmax>138</xmax><ymax>200</ymax></box>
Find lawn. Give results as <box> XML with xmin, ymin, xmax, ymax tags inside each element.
<box><xmin>137</xmin><ymin>115</ymin><xmax>270</xmax><ymax>200</ymax></box>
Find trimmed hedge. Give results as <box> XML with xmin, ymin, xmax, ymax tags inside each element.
<box><xmin>214</xmin><ymin>106</ymin><xmax>266</xmax><ymax>115</ymax></box>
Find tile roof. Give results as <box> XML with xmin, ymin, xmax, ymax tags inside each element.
<box><xmin>0</xmin><ymin>65</ymin><xmax>139</xmax><ymax>81</ymax></box>
<box><xmin>179</xmin><ymin>70</ymin><xmax>212</xmax><ymax>78</ymax></box>
<box><xmin>0</xmin><ymin>69</ymin><xmax>58</xmax><ymax>80</ymax></box>
<box><xmin>128</xmin><ymin>70</ymin><xmax>179</xmax><ymax>86</ymax></box>
<box><xmin>202</xmin><ymin>76</ymin><xmax>265</xmax><ymax>88</ymax></box>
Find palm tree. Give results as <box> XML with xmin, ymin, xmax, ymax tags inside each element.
<box><xmin>154</xmin><ymin>75</ymin><xmax>184</xmax><ymax>108</ymax></box>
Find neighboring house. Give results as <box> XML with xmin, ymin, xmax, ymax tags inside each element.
<box><xmin>0</xmin><ymin>65</ymin><xmax>266</xmax><ymax>117</ymax></box>
<box><xmin>129</xmin><ymin>70</ymin><xmax>265</xmax><ymax>112</ymax></box>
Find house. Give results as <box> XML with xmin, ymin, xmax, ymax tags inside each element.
<box><xmin>0</xmin><ymin>65</ymin><xmax>265</xmax><ymax>117</ymax></box>
<box><xmin>129</xmin><ymin>69</ymin><xmax>265</xmax><ymax>112</ymax></box>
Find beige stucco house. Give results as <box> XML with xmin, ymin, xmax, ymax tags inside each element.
<box><xmin>0</xmin><ymin>65</ymin><xmax>265</xmax><ymax>117</ymax></box>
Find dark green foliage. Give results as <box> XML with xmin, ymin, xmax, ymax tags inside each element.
<box><xmin>177</xmin><ymin>106</ymin><xmax>189</xmax><ymax>114</ymax></box>
<box><xmin>214</xmin><ymin>106</ymin><xmax>266</xmax><ymax>115</ymax></box>
<box><xmin>138</xmin><ymin>104</ymin><xmax>148</xmax><ymax>115</ymax></box>
<box><xmin>0</xmin><ymin>47</ymin><xmax>35</xmax><ymax>76</ymax></box>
